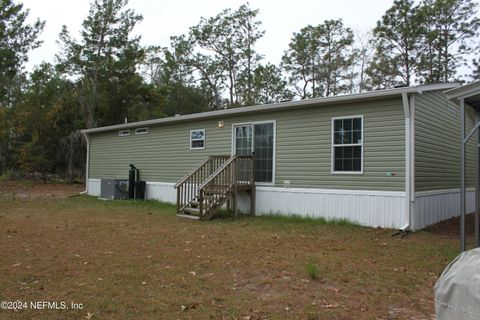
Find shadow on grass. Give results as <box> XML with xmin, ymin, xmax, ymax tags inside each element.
<box><xmin>77</xmin><ymin>195</ymin><xmax>363</xmax><ymax>229</ymax></box>
<box><xmin>71</xmin><ymin>195</ymin><xmax>176</xmax><ymax>213</ymax></box>
<box><xmin>210</xmin><ymin>209</ymin><xmax>362</xmax><ymax>229</ymax></box>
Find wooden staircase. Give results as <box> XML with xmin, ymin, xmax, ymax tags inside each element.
<box><xmin>174</xmin><ymin>154</ymin><xmax>255</xmax><ymax>220</ymax></box>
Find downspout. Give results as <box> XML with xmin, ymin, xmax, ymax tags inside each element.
<box><xmin>401</xmin><ymin>92</ymin><xmax>413</xmax><ymax>231</ymax></box>
<box><xmin>81</xmin><ymin>132</ymin><xmax>90</xmax><ymax>194</ymax></box>
<box><xmin>409</xmin><ymin>94</ymin><xmax>416</xmax><ymax>230</ymax></box>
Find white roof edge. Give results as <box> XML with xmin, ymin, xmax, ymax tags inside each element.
<box><xmin>444</xmin><ymin>80</ymin><xmax>480</xmax><ymax>100</ymax></box>
<box><xmin>82</xmin><ymin>83</ymin><xmax>460</xmax><ymax>134</ymax></box>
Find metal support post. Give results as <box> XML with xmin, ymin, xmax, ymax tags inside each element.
<box><xmin>460</xmin><ymin>99</ymin><xmax>466</xmax><ymax>252</ymax></box>
<box><xmin>476</xmin><ymin>113</ymin><xmax>480</xmax><ymax>248</ymax></box>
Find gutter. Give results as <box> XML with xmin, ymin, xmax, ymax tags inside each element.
<box><xmin>401</xmin><ymin>92</ymin><xmax>416</xmax><ymax>231</ymax></box>
<box><xmin>409</xmin><ymin>94</ymin><xmax>416</xmax><ymax>230</ymax></box>
<box><xmin>82</xmin><ymin>132</ymin><xmax>90</xmax><ymax>194</ymax></box>
<box><xmin>400</xmin><ymin>92</ymin><xmax>412</xmax><ymax>231</ymax></box>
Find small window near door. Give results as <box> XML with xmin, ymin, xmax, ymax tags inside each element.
<box><xmin>135</xmin><ymin>127</ymin><xmax>148</xmax><ymax>135</ymax></box>
<box><xmin>118</xmin><ymin>129</ymin><xmax>130</xmax><ymax>136</ymax></box>
<box><xmin>190</xmin><ymin>129</ymin><xmax>205</xmax><ymax>150</ymax></box>
<box><xmin>332</xmin><ymin>116</ymin><xmax>363</xmax><ymax>173</ymax></box>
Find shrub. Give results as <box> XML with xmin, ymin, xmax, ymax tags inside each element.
<box><xmin>306</xmin><ymin>259</ymin><xmax>318</xmax><ymax>279</ymax></box>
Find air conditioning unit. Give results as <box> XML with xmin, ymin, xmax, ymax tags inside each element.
<box><xmin>100</xmin><ymin>179</ymin><xmax>129</xmax><ymax>200</ymax></box>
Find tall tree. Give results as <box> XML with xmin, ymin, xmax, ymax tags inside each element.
<box><xmin>168</xmin><ymin>34</ymin><xmax>225</xmax><ymax>110</ymax></box>
<box><xmin>232</xmin><ymin>4</ymin><xmax>264</xmax><ymax>105</ymax></box>
<box><xmin>282</xmin><ymin>19</ymin><xmax>355</xmax><ymax>99</ymax></box>
<box><xmin>13</xmin><ymin>63</ymin><xmax>81</xmax><ymax>182</ymax></box>
<box><xmin>473</xmin><ymin>47</ymin><xmax>480</xmax><ymax>79</ymax></box>
<box><xmin>281</xmin><ymin>25</ymin><xmax>321</xmax><ymax>99</ymax></box>
<box><xmin>369</xmin><ymin>0</ymin><xmax>425</xmax><ymax>87</ymax></box>
<box><xmin>56</xmin><ymin>0</ymin><xmax>145</xmax><ymax>128</ymax></box>
<box><xmin>0</xmin><ymin>0</ymin><xmax>44</xmax><ymax>107</ymax></box>
<box><xmin>352</xmin><ymin>31</ymin><xmax>376</xmax><ymax>92</ymax></box>
<box><xmin>0</xmin><ymin>0</ymin><xmax>44</xmax><ymax>174</ymax></box>
<box><xmin>419</xmin><ymin>0</ymin><xmax>480</xmax><ymax>83</ymax></box>
<box><xmin>185</xmin><ymin>3</ymin><xmax>264</xmax><ymax>107</ymax></box>
<box><xmin>249</xmin><ymin>63</ymin><xmax>293</xmax><ymax>104</ymax></box>
<box><xmin>190</xmin><ymin>9</ymin><xmax>237</xmax><ymax>104</ymax></box>
<box><xmin>366</xmin><ymin>50</ymin><xmax>401</xmax><ymax>89</ymax></box>
<box><xmin>139</xmin><ymin>44</ymin><xmax>211</xmax><ymax>116</ymax></box>
<box><xmin>316</xmin><ymin>20</ymin><xmax>355</xmax><ymax>97</ymax></box>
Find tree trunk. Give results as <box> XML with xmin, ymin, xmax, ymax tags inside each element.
<box><xmin>404</xmin><ymin>39</ymin><xmax>410</xmax><ymax>86</ymax></box>
<box><xmin>42</xmin><ymin>145</ymin><xmax>47</xmax><ymax>184</ymax></box>
<box><xmin>246</xmin><ymin>29</ymin><xmax>252</xmax><ymax>105</ymax></box>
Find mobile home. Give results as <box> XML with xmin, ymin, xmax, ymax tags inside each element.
<box><xmin>82</xmin><ymin>83</ymin><xmax>477</xmax><ymax>230</ymax></box>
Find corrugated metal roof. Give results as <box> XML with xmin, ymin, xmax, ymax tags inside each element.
<box><xmin>82</xmin><ymin>82</ymin><xmax>459</xmax><ymax>134</ymax></box>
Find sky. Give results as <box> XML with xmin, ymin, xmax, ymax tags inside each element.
<box><xmin>21</xmin><ymin>0</ymin><xmax>399</xmax><ymax>71</ymax></box>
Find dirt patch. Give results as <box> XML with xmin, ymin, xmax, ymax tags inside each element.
<box><xmin>426</xmin><ymin>212</ymin><xmax>477</xmax><ymax>238</ymax></box>
<box><xmin>0</xmin><ymin>181</ymin><xmax>83</xmax><ymax>200</ymax></box>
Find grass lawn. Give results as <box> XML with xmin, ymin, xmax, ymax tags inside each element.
<box><xmin>0</xmin><ymin>182</ymin><xmax>470</xmax><ymax>319</ymax></box>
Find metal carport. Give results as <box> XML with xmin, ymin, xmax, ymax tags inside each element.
<box><xmin>445</xmin><ymin>81</ymin><xmax>480</xmax><ymax>251</ymax></box>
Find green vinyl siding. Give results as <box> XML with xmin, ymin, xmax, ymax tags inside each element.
<box><xmin>89</xmin><ymin>97</ymin><xmax>406</xmax><ymax>191</ymax></box>
<box><xmin>414</xmin><ymin>91</ymin><xmax>476</xmax><ymax>192</ymax></box>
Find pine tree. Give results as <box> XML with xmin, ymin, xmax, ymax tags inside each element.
<box><xmin>249</xmin><ymin>63</ymin><xmax>293</xmax><ymax>104</ymax></box>
<box><xmin>56</xmin><ymin>0</ymin><xmax>145</xmax><ymax>128</ymax></box>
<box><xmin>369</xmin><ymin>0</ymin><xmax>425</xmax><ymax>87</ymax></box>
<box><xmin>0</xmin><ymin>0</ymin><xmax>44</xmax><ymax>107</ymax></box>
<box><xmin>0</xmin><ymin>0</ymin><xmax>44</xmax><ymax>175</ymax></box>
<box><xmin>419</xmin><ymin>0</ymin><xmax>480</xmax><ymax>83</ymax></box>
<box><xmin>282</xmin><ymin>20</ymin><xmax>355</xmax><ymax>99</ymax></box>
<box><xmin>188</xmin><ymin>4</ymin><xmax>264</xmax><ymax>106</ymax></box>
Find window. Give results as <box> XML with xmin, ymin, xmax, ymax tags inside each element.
<box><xmin>135</xmin><ymin>127</ymin><xmax>148</xmax><ymax>135</ymax></box>
<box><xmin>190</xmin><ymin>129</ymin><xmax>205</xmax><ymax>150</ymax></box>
<box><xmin>118</xmin><ymin>129</ymin><xmax>130</xmax><ymax>136</ymax></box>
<box><xmin>254</xmin><ymin>123</ymin><xmax>274</xmax><ymax>183</ymax></box>
<box><xmin>233</xmin><ymin>121</ymin><xmax>275</xmax><ymax>185</ymax></box>
<box><xmin>332</xmin><ymin>116</ymin><xmax>363</xmax><ymax>173</ymax></box>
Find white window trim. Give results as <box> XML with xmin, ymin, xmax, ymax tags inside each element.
<box><xmin>190</xmin><ymin>129</ymin><xmax>206</xmax><ymax>150</ymax></box>
<box><xmin>135</xmin><ymin>127</ymin><xmax>148</xmax><ymax>135</ymax></box>
<box><xmin>331</xmin><ymin>115</ymin><xmax>364</xmax><ymax>175</ymax></box>
<box><xmin>118</xmin><ymin>129</ymin><xmax>130</xmax><ymax>137</ymax></box>
<box><xmin>231</xmin><ymin>120</ymin><xmax>276</xmax><ymax>186</ymax></box>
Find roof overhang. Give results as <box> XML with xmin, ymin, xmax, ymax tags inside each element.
<box><xmin>444</xmin><ymin>81</ymin><xmax>480</xmax><ymax>110</ymax></box>
<box><xmin>82</xmin><ymin>82</ymin><xmax>460</xmax><ymax>135</ymax></box>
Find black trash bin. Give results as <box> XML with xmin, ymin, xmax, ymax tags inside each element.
<box><xmin>134</xmin><ymin>181</ymin><xmax>146</xmax><ymax>200</ymax></box>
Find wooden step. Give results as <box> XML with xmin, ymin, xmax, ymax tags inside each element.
<box><xmin>203</xmin><ymin>188</ymin><xmax>231</xmax><ymax>193</ymax></box>
<box><xmin>183</xmin><ymin>207</ymin><xmax>200</xmax><ymax>215</ymax></box>
<box><xmin>176</xmin><ymin>214</ymin><xmax>200</xmax><ymax>220</ymax></box>
<box><xmin>190</xmin><ymin>201</ymin><xmax>200</xmax><ymax>207</ymax></box>
<box><xmin>203</xmin><ymin>193</ymin><xmax>227</xmax><ymax>198</ymax></box>
<box><xmin>189</xmin><ymin>195</ymin><xmax>225</xmax><ymax>209</ymax></box>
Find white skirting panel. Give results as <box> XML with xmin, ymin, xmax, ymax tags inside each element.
<box><xmin>413</xmin><ymin>189</ymin><xmax>475</xmax><ymax>230</ymax></box>
<box><xmin>87</xmin><ymin>179</ymin><xmax>406</xmax><ymax>229</ymax></box>
<box><xmin>87</xmin><ymin>179</ymin><xmax>101</xmax><ymax>196</ymax></box>
<box><xmin>255</xmin><ymin>187</ymin><xmax>407</xmax><ymax>229</ymax></box>
<box><xmin>145</xmin><ymin>182</ymin><xmax>176</xmax><ymax>203</ymax></box>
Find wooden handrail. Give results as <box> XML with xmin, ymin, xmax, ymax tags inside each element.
<box><xmin>174</xmin><ymin>155</ymin><xmax>230</xmax><ymax>188</ymax></box>
<box><xmin>198</xmin><ymin>155</ymin><xmax>253</xmax><ymax>190</ymax></box>
<box><xmin>175</xmin><ymin>153</ymin><xmax>255</xmax><ymax>219</ymax></box>
<box><xmin>198</xmin><ymin>156</ymin><xmax>236</xmax><ymax>190</ymax></box>
<box><xmin>174</xmin><ymin>156</ymin><xmax>211</xmax><ymax>188</ymax></box>
<box><xmin>196</xmin><ymin>154</ymin><xmax>254</xmax><ymax>219</ymax></box>
<box><xmin>175</xmin><ymin>155</ymin><xmax>231</xmax><ymax>215</ymax></box>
